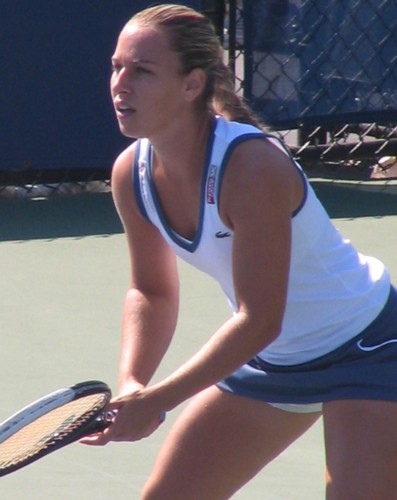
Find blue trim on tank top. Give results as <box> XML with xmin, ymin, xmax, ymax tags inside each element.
<box><xmin>216</xmin><ymin>133</ymin><xmax>308</xmax><ymax>217</ymax></box>
<box><xmin>133</xmin><ymin>140</ymin><xmax>150</xmax><ymax>222</ymax></box>
<box><xmin>146</xmin><ymin>116</ymin><xmax>217</xmax><ymax>253</ymax></box>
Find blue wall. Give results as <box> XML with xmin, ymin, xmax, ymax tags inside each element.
<box><xmin>0</xmin><ymin>1</ymin><xmax>201</xmax><ymax>171</ymax></box>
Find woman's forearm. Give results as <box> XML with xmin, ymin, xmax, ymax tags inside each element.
<box><xmin>118</xmin><ymin>287</ymin><xmax>179</xmax><ymax>392</ymax></box>
<box><xmin>146</xmin><ymin>311</ymin><xmax>279</xmax><ymax>412</ymax></box>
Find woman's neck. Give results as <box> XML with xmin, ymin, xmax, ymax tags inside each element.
<box><xmin>151</xmin><ymin>111</ymin><xmax>214</xmax><ymax>181</ymax></box>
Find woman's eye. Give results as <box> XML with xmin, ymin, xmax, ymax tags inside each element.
<box><xmin>136</xmin><ymin>66</ymin><xmax>151</xmax><ymax>75</ymax></box>
<box><xmin>111</xmin><ymin>64</ymin><xmax>122</xmax><ymax>74</ymax></box>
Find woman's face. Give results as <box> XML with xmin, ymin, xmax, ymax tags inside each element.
<box><xmin>110</xmin><ymin>24</ymin><xmax>188</xmax><ymax>139</ymax></box>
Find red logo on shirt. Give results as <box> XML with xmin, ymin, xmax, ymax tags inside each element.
<box><xmin>207</xmin><ymin>165</ymin><xmax>217</xmax><ymax>204</ymax></box>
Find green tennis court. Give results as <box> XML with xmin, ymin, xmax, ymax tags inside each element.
<box><xmin>0</xmin><ymin>180</ymin><xmax>396</xmax><ymax>499</ymax></box>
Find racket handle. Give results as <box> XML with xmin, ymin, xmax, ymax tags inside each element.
<box><xmin>90</xmin><ymin>410</ymin><xmax>117</xmax><ymax>433</ymax></box>
<box><xmin>93</xmin><ymin>410</ymin><xmax>166</xmax><ymax>433</ymax></box>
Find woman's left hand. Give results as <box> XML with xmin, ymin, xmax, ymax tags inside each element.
<box><xmin>79</xmin><ymin>388</ymin><xmax>166</xmax><ymax>446</ymax></box>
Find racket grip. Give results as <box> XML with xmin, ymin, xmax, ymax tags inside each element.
<box><xmin>91</xmin><ymin>410</ymin><xmax>118</xmax><ymax>432</ymax></box>
<box><xmin>94</xmin><ymin>410</ymin><xmax>166</xmax><ymax>433</ymax></box>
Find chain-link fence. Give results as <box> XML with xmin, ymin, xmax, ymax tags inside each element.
<box><xmin>235</xmin><ymin>0</ymin><xmax>397</xmax><ymax>180</ymax></box>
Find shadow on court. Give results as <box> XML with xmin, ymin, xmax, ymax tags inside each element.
<box><xmin>0</xmin><ymin>192</ymin><xmax>123</xmax><ymax>242</ymax></box>
<box><xmin>0</xmin><ymin>181</ymin><xmax>396</xmax><ymax>242</ymax></box>
<box><xmin>311</xmin><ymin>181</ymin><xmax>397</xmax><ymax>218</ymax></box>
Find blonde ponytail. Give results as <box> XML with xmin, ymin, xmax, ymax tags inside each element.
<box><xmin>211</xmin><ymin>61</ymin><xmax>265</xmax><ymax>129</ymax></box>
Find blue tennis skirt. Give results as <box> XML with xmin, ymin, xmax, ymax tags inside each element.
<box><xmin>217</xmin><ymin>286</ymin><xmax>397</xmax><ymax>412</ymax></box>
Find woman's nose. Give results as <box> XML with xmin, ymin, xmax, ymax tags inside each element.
<box><xmin>111</xmin><ymin>68</ymin><xmax>130</xmax><ymax>94</ymax></box>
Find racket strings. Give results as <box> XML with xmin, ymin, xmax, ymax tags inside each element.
<box><xmin>0</xmin><ymin>394</ymin><xmax>106</xmax><ymax>469</ymax></box>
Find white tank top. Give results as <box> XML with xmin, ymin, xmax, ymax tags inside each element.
<box><xmin>133</xmin><ymin>116</ymin><xmax>390</xmax><ymax>365</ymax></box>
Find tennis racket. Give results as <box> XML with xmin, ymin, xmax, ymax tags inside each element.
<box><xmin>0</xmin><ymin>380</ymin><xmax>114</xmax><ymax>477</ymax></box>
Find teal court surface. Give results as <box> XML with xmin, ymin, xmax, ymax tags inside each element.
<box><xmin>0</xmin><ymin>178</ymin><xmax>396</xmax><ymax>499</ymax></box>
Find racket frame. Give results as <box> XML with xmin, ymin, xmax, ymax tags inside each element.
<box><xmin>0</xmin><ymin>380</ymin><xmax>111</xmax><ymax>477</ymax></box>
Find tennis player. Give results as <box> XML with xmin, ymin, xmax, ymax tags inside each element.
<box><xmin>82</xmin><ymin>5</ymin><xmax>397</xmax><ymax>499</ymax></box>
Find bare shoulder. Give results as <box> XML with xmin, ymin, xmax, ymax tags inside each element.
<box><xmin>111</xmin><ymin>142</ymin><xmax>138</xmax><ymax>217</ymax></box>
<box><xmin>220</xmin><ymin>137</ymin><xmax>304</xmax><ymax>224</ymax></box>
<box><xmin>111</xmin><ymin>142</ymin><xmax>137</xmax><ymax>192</ymax></box>
<box><xmin>227</xmin><ymin>137</ymin><xmax>297</xmax><ymax>185</ymax></box>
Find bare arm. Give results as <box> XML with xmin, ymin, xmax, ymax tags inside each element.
<box><xmin>111</xmin><ymin>145</ymin><xmax>180</xmax><ymax>394</ymax></box>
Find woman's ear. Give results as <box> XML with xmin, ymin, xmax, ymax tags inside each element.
<box><xmin>183</xmin><ymin>68</ymin><xmax>207</xmax><ymax>102</ymax></box>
